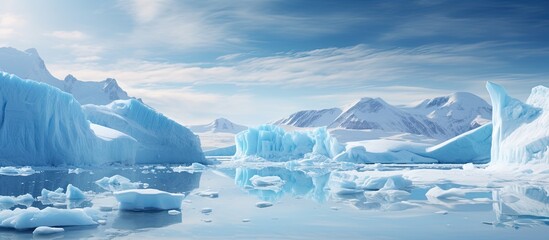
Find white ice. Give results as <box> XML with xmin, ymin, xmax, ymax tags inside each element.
<box><xmin>0</xmin><ymin>207</ymin><xmax>100</xmax><ymax>229</ymax></box>
<box><xmin>113</xmin><ymin>189</ymin><xmax>184</xmax><ymax>211</ymax></box>
<box><xmin>0</xmin><ymin>166</ymin><xmax>37</xmax><ymax>176</ymax></box>
<box><xmin>95</xmin><ymin>175</ymin><xmax>142</xmax><ymax>192</ymax></box>
<box><xmin>33</xmin><ymin>226</ymin><xmax>64</xmax><ymax>235</ymax></box>
<box><xmin>66</xmin><ymin>184</ymin><xmax>86</xmax><ymax>200</ymax></box>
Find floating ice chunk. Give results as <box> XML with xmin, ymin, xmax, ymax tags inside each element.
<box><xmin>462</xmin><ymin>163</ymin><xmax>476</xmax><ymax>171</ymax></box>
<box><xmin>435</xmin><ymin>210</ymin><xmax>449</xmax><ymax>215</ymax></box>
<box><xmin>0</xmin><ymin>166</ymin><xmax>37</xmax><ymax>176</ymax></box>
<box><xmin>113</xmin><ymin>189</ymin><xmax>184</xmax><ymax>211</ymax></box>
<box><xmin>365</xmin><ymin>190</ymin><xmax>411</xmax><ymax>203</ymax></box>
<box><xmin>171</xmin><ymin>163</ymin><xmax>207</xmax><ymax>173</ymax></box>
<box><xmin>95</xmin><ymin>175</ymin><xmax>142</xmax><ymax>192</ymax></box>
<box><xmin>242</xmin><ymin>218</ymin><xmax>251</xmax><ymax>222</ymax></box>
<box><xmin>33</xmin><ymin>226</ymin><xmax>64</xmax><ymax>235</ymax></box>
<box><xmin>98</xmin><ymin>219</ymin><xmax>107</xmax><ymax>225</ymax></box>
<box><xmin>40</xmin><ymin>188</ymin><xmax>66</xmax><ymax>201</ymax></box>
<box><xmin>168</xmin><ymin>210</ymin><xmax>181</xmax><ymax>215</ymax></box>
<box><xmin>68</xmin><ymin>168</ymin><xmax>85</xmax><ymax>174</ymax></box>
<box><xmin>201</xmin><ymin>208</ymin><xmax>212</xmax><ymax>214</ymax></box>
<box><xmin>202</xmin><ymin>219</ymin><xmax>212</xmax><ymax>223</ymax></box>
<box><xmin>0</xmin><ymin>194</ymin><xmax>34</xmax><ymax>209</ymax></box>
<box><xmin>249</xmin><ymin>175</ymin><xmax>285</xmax><ymax>192</ymax></box>
<box><xmin>255</xmin><ymin>201</ymin><xmax>273</xmax><ymax>208</ymax></box>
<box><xmin>196</xmin><ymin>190</ymin><xmax>219</xmax><ymax>198</ymax></box>
<box><xmin>66</xmin><ymin>184</ymin><xmax>86</xmax><ymax>200</ymax></box>
<box><xmin>0</xmin><ymin>207</ymin><xmax>99</xmax><ymax>229</ymax></box>
<box><xmin>362</xmin><ymin>175</ymin><xmax>411</xmax><ymax>191</ymax></box>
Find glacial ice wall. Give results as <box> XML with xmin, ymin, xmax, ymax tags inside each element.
<box><xmin>234</xmin><ymin>125</ymin><xmax>344</xmax><ymax>161</ymax></box>
<box><xmin>83</xmin><ymin>100</ymin><xmax>206</xmax><ymax>164</ymax></box>
<box><xmin>487</xmin><ymin>82</ymin><xmax>549</xmax><ymax>166</ymax></box>
<box><xmin>0</xmin><ymin>72</ymin><xmax>204</xmax><ymax>166</ymax></box>
<box><xmin>0</xmin><ymin>72</ymin><xmax>105</xmax><ymax>165</ymax></box>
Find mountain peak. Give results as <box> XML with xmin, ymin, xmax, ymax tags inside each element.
<box><xmin>189</xmin><ymin>118</ymin><xmax>247</xmax><ymax>134</ymax></box>
<box><xmin>24</xmin><ymin>48</ymin><xmax>40</xmax><ymax>56</ymax></box>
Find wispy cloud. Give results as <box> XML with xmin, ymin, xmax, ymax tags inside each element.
<box><xmin>47</xmin><ymin>42</ymin><xmax>549</xmax><ymax>124</ymax></box>
<box><xmin>0</xmin><ymin>13</ymin><xmax>23</xmax><ymax>39</ymax></box>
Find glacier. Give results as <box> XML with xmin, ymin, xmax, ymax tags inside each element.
<box><xmin>0</xmin><ymin>72</ymin><xmax>205</xmax><ymax>166</ymax></box>
<box><xmin>234</xmin><ymin>125</ymin><xmax>344</xmax><ymax>161</ymax></box>
<box><xmin>83</xmin><ymin>99</ymin><xmax>206</xmax><ymax>165</ymax></box>
<box><xmin>487</xmin><ymin>82</ymin><xmax>549</xmax><ymax>167</ymax></box>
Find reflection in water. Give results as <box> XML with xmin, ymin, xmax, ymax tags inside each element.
<box><xmin>0</xmin><ymin>167</ymin><xmax>202</xmax><ymax>197</ymax></box>
<box><xmin>492</xmin><ymin>184</ymin><xmax>549</xmax><ymax>228</ymax></box>
<box><xmin>112</xmin><ymin>211</ymin><xmax>182</xmax><ymax>230</ymax></box>
<box><xmin>233</xmin><ymin>167</ymin><xmax>330</xmax><ymax>202</ymax></box>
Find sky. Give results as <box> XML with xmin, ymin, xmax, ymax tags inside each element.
<box><xmin>1</xmin><ymin>0</ymin><xmax>549</xmax><ymax>126</ymax></box>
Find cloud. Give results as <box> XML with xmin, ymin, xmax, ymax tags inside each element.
<box><xmin>216</xmin><ymin>53</ymin><xmax>244</xmax><ymax>61</ymax></box>
<box><xmin>47</xmin><ymin>42</ymin><xmax>549</xmax><ymax>124</ymax></box>
<box><xmin>54</xmin><ymin>43</ymin><xmax>104</xmax><ymax>62</ymax></box>
<box><xmin>48</xmin><ymin>31</ymin><xmax>88</xmax><ymax>41</ymax></box>
<box><xmin>0</xmin><ymin>13</ymin><xmax>23</xmax><ymax>39</ymax></box>
<box><xmin>119</xmin><ymin>0</ymin><xmax>169</xmax><ymax>23</ymax></box>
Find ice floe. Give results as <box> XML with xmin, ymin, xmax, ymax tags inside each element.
<box><xmin>113</xmin><ymin>189</ymin><xmax>184</xmax><ymax>211</ymax></box>
<box><xmin>95</xmin><ymin>175</ymin><xmax>142</xmax><ymax>192</ymax></box>
<box><xmin>0</xmin><ymin>207</ymin><xmax>100</xmax><ymax>229</ymax></box>
<box><xmin>0</xmin><ymin>166</ymin><xmax>37</xmax><ymax>176</ymax></box>
<box><xmin>0</xmin><ymin>194</ymin><xmax>34</xmax><ymax>209</ymax></box>
<box><xmin>33</xmin><ymin>226</ymin><xmax>64</xmax><ymax>235</ymax></box>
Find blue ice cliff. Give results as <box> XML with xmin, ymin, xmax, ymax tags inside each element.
<box><xmin>0</xmin><ymin>72</ymin><xmax>205</xmax><ymax>166</ymax></box>
<box><xmin>234</xmin><ymin>125</ymin><xmax>344</xmax><ymax>161</ymax></box>
<box><xmin>487</xmin><ymin>82</ymin><xmax>549</xmax><ymax>166</ymax></box>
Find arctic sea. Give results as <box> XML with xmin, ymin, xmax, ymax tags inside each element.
<box><xmin>0</xmin><ymin>158</ymin><xmax>547</xmax><ymax>240</ymax></box>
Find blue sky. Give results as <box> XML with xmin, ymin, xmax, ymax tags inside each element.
<box><xmin>1</xmin><ymin>0</ymin><xmax>548</xmax><ymax>125</ymax></box>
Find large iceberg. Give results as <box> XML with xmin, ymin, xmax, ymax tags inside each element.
<box><xmin>83</xmin><ymin>99</ymin><xmax>205</xmax><ymax>164</ymax></box>
<box><xmin>487</xmin><ymin>82</ymin><xmax>549</xmax><ymax>166</ymax></box>
<box><xmin>234</xmin><ymin>125</ymin><xmax>344</xmax><ymax>161</ymax></box>
<box><xmin>333</xmin><ymin>123</ymin><xmax>492</xmax><ymax>164</ymax></box>
<box><xmin>0</xmin><ymin>72</ymin><xmax>204</xmax><ymax>166</ymax></box>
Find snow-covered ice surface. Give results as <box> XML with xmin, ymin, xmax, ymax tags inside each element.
<box><xmin>0</xmin><ymin>162</ymin><xmax>547</xmax><ymax>239</ymax></box>
<box><xmin>114</xmin><ymin>189</ymin><xmax>184</xmax><ymax>211</ymax></box>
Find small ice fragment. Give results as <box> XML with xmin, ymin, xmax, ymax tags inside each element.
<box><xmin>482</xmin><ymin>221</ymin><xmax>494</xmax><ymax>225</ymax></box>
<box><xmin>99</xmin><ymin>206</ymin><xmax>113</xmax><ymax>212</ymax></box>
<box><xmin>66</xmin><ymin>184</ymin><xmax>86</xmax><ymax>200</ymax></box>
<box><xmin>202</xmin><ymin>219</ymin><xmax>212</xmax><ymax>223</ymax></box>
<box><xmin>68</xmin><ymin>168</ymin><xmax>84</xmax><ymax>174</ymax></box>
<box><xmin>255</xmin><ymin>201</ymin><xmax>273</xmax><ymax>208</ymax></box>
<box><xmin>168</xmin><ymin>210</ymin><xmax>181</xmax><ymax>215</ymax></box>
<box><xmin>330</xmin><ymin>207</ymin><xmax>340</xmax><ymax>211</ymax></box>
<box><xmin>201</xmin><ymin>208</ymin><xmax>212</xmax><ymax>214</ymax></box>
<box><xmin>435</xmin><ymin>210</ymin><xmax>448</xmax><ymax>215</ymax></box>
<box><xmin>143</xmin><ymin>183</ymin><xmax>149</xmax><ymax>188</ymax></box>
<box><xmin>242</xmin><ymin>219</ymin><xmax>251</xmax><ymax>222</ymax></box>
<box><xmin>0</xmin><ymin>166</ymin><xmax>37</xmax><ymax>176</ymax></box>
<box><xmin>33</xmin><ymin>226</ymin><xmax>64</xmax><ymax>235</ymax></box>
<box><xmin>197</xmin><ymin>190</ymin><xmax>219</xmax><ymax>198</ymax></box>
<box><xmin>462</xmin><ymin>163</ymin><xmax>475</xmax><ymax>171</ymax></box>
<box><xmin>97</xmin><ymin>220</ymin><xmax>107</xmax><ymax>225</ymax></box>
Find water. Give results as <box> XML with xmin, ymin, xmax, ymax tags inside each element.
<box><xmin>0</xmin><ymin>161</ymin><xmax>548</xmax><ymax>239</ymax></box>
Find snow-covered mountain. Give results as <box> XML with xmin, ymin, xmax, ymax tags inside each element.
<box><xmin>274</xmin><ymin>108</ymin><xmax>342</xmax><ymax>127</ymax></box>
<box><xmin>275</xmin><ymin>93</ymin><xmax>492</xmax><ymax>140</ymax></box>
<box><xmin>189</xmin><ymin>118</ymin><xmax>247</xmax><ymax>134</ymax></box>
<box><xmin>0</xmin><ymin>47</ymin><xmax>130</xmax><ymax>105</ymax></box>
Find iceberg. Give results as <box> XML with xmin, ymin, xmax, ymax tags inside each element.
<box><xmin>0</xmin><ymin>194</ymin><xmax>34</xmax><ymax>209</ymax></box>
<box><xmin>487</xmin><ymin>82</ymin><xmax>549</xmax><ymax>166</ymax></box>
<box><xmin>0</xmin><ymin>207</ymin><xmax>100</xmax><ymax>229</ymax></box>
<box><xmin>83</xmin><ymin>99</ymin><xmax>206</xmax><ymax>165</ymax></box>
<box><xmin>33</xmin><ymin>226</ymin><xmax>64</xmax><ymax>235</ymax></box>
<box><xmin>95</xmin><ymin>175</ymin><xmax>142</xmax><ymax>192</ymax></box>
<box><xmin>334</xmin><ymin>123</ymin><xmax>491</xmax><ymax>164</ymax></box>
<box><xmin>66</xmin><ymin>184</ymin><xmax>86</xmax><ymax>200</ymax></box>
<box><xmin>234</xmin><ymin>125</ymin><xmax>344</xmax><ymax>161</ymax></box>
<box><xmin>0</xmin><ymin>72</ymin><xmax>204</xmax><ymax>166</ymax></box>
<box><xmin>113</xmin><ymin>189</ymin><xmax>184</xmax><ymax>211</ymax></box>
